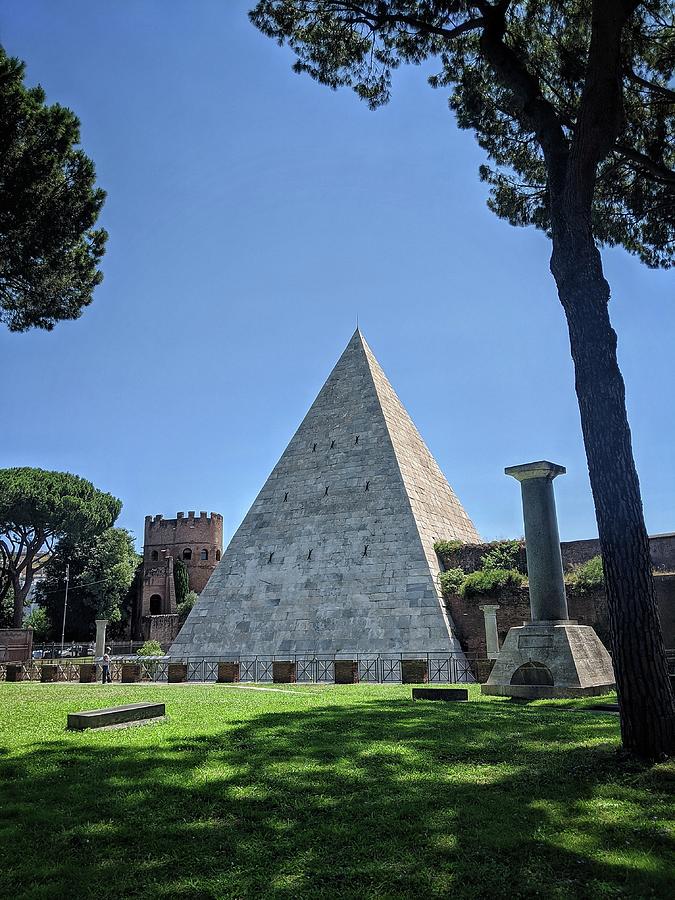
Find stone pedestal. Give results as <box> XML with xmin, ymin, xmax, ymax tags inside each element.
<box><xmin>482</xmin><ymin>622</ymin><xmax>615</xmax><ymax>698</ymax></box>
<box><xmin>479</xmin><ymin>604</ymin><xmax>501</xmax><ymax>659</ymax></box>
<box><xmin>482</xmin><ymin>461</ymin><xmax>615</xmax><ymax>700</ymax></box>
<box><xmin>401</xmin><ymin>659</ymin><xmax>429</xmax><ymax>684</ymax></box>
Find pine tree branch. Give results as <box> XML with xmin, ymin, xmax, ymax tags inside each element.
<box><xmin>615</xmin><ymin>143</ymin><xmax>675</xmax><ymax>184</ymax></box>
<box><xmin>625</xmin><ymin>67</ymin><xmax>675</xmax><ymax>103</ymax></box>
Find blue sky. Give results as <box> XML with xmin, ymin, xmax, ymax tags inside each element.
<box><xmin>1</xmin><ymin>1</ymin><xmax>673</xmax><ymax>550</ymax></box>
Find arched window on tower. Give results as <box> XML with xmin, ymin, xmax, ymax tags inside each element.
<box><xmin>200</xmin><ymin>549</ymin><xmax>208</xmax><ymax>560</ymax></box>
<box><xmin>151</xmin><ymin>550</ymin><xmax>158</xmax><ymax>561</ymax></box>
<box><xmin>215</xmin><ymin>550</ymin><xmax>221</xmax><ymax>561</ymax></box>
<box><xmin>183</xmin><ymin>548</ymin><xmax>192</xmax><ymax>561</ymax></box>
<box><xmin>149</xmin><ymin>594</ymin><xmax>162</xmax><ymax>615</ymax></box>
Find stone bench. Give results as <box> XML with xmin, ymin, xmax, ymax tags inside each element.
<box><xmin>67</xmin><ymin>702</ymin><xmax>165</xmax><ymax>730</ymax></box>
<box><xmin>411</xmin><ymin>687</ymin><xmax>468</xmax><ymax>702</ymax></box>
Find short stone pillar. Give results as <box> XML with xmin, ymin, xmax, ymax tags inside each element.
<box><xmin>121</xmin><ymin>663</ymin><xmax>141</xmax><ymax>683</ymax></box>
<box><xmin>273</xmin><ymin>661</ymin><xmax>296</xmax><ymax>683</ymax></box>
<box><xmin>94</xmin><ymin>619</ymin><xmax>109</xmax><ymax>659</ymax></box>
<box><xmin>217</xmin><ymin>662</ymin><xmax>240</xmax><ymax>683</ymax></box>
<box><xmin>401</xmin><ymin>659</ymin><xmax>429</xmax><ymax>684</ymax></box>
<box><xmin>79</xmin><ymin>663</ymin><xmax>96</xmax><ymax>683</ymax></box>
<box><xmin>168</xmin><ymin>663</ymin><xmax>187</xmax><ymax>683</ymax></box>
<box><xmin>479</xmin><ymin>604</ymin><xmax>501</xmax><ymax>659</ymax></box>
<box><xmin>41</xmin><ymin>665</ymin><xmax>58</xmax><ymax>683</ymax></box>
<box><xmin>334</xmin><ymin>660</ymin><xmax>359</xmax><ymax>684</ymax></box>
<box><xmin>505</xmin><ymin>461</ymin><xmax>569</xmax><ymax>622</ymax></box>
<box><xmin>6</xmin><ymin>664</ymin><xmax>23</xmax><ymax>682</ymax></box>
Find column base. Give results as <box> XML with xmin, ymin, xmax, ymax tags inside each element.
<box><xmin>481</xmin><ymin>622</ymin><xmax>615</xmax><ymax>700</ymax></box>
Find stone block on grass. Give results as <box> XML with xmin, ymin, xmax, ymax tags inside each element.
<box><xmin>412</xmin><ymin>687</ymin><xmax>468</xmax><ymax>702</ymax></box>
<box><xmin>67</xmin><ymin>702</ymin><xmax>165</xmax><ymax>731</ymax></box>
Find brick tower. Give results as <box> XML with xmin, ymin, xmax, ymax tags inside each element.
<box><xmin>141</xmin><ymin>511</ymin><xmax>223</xmax><ymax>617</ymax></box>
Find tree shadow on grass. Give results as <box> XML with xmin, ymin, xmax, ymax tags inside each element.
<box><xmin>1</xmin><ymin>696</ymin><xmax>673</xmax><ymax>899</ymax></box>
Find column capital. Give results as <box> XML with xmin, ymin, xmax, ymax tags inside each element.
<box><xmin>479</xmin><ymin>604</ymin><xmax>500</xmax><ymax>613</ymax></box>
<box><xmin>505</xmin><ymin>460</ymin><xmax>566</xmax><ymax>482</ymax></box>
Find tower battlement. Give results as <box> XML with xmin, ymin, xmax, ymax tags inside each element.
<box><xmin>146</xmin><ymin>511</ymin><xmax>223</xmax><ymax>528</ymax></box>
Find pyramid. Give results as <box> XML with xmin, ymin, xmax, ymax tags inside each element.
<box><xmin>170</xmin><ymin>330</ymin><xmax>480</xmax><ymax>657</ymax></box>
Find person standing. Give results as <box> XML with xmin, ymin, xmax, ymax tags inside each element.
<box><xmin>101</xmin><ymin>652</ymin><xmax>111</xmax><ymax>684</ymax></box>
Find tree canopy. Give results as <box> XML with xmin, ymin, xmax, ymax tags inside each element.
<box><xmin>0</xmin><ymin>468</ymin><xmax>121</xmax><ymax>626</ymax></box>
<box><xmin>173</xmin><ymin>556</ymin><xmax>190</xmax><ymax>605</ymax></box>
<box><xmin>0</xmin><ymin>45</ymin><xmax>107</xmax><ymax>331</ymax></box>
<box><xmin>251</xmin><ymin>1</ymin><xmax>674</xmax><ymax>268</ymax></box>
<box><xmin>37</xmin><ymin>527</ymin><xmax>140</xmax><ymax>640</ymax></box>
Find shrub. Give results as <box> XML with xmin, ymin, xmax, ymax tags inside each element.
<box><xmin>439</xmin><ymin>568</ymin><xmax>465</xmax><ymax>597</ymax></box>
<box><xmin>434</xmin><ymin>540</ymin><xmax>463</xmax><ymax>558</ymax></box>
<box><xmin>460</xmin><ymin>568</ymin><xmax>524</xmax><ymax>598</ymax></box>
<box><xmin>138</xmin><ymin>640</ymin><xmax>163</xmax><ymax>657</ymax></box>
<box><xmin>177</xmin><ymin>590</ymin><xmax>198</xmax><ymax>621</ymax></box>
<box><xmin>480</xmin><ymin>540</ymin><xmax>524</xmax><ymax>572</ymax></box>
<box><xmin>566</xmin><ymin>555</ymin><xmax>604</xmax><ymax>593</ymax></box>
<box><xmin>23</xmin><ymin>606</ymin><xmax>51</xmax><ymax>641</ymax></box>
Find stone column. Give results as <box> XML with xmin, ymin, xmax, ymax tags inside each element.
<box><xmin>94</xmin><ymin>619</ymin><xmax>108</xmax><ymax>658</ymax></box>
<box><xmin>505</xmin><ymin>461</ymin><xmax>569</xmax><ymax>623</ymax></box>
<box><xmin>479</xmin><ymin>604</ymin><xmax>501</xmax><ymax>659</ymax></box>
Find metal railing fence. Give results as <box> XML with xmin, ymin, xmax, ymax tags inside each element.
<box><xmin>0</xmin><ymin>651</ymin><xmax>480</xmax><ymax>684</ymax></box>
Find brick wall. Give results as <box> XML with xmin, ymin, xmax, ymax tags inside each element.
<box><xmin>561</xmin><ymin>534</ymin><xmax>675</xmax><ymax>572</ymax></box>
<box><xmin>446</xmin><ymin>573</ymin><xmax>675</xmax><ymax>657</ymax></box>
<box><xmin>438</xmin><ymin>534</ymin><xmax>675</xmax><ymax>575</ymax></box>
<box><xmin>142</xmin><ymin>613</ymin><xmax>181</xmax><ymax>647</ymax></box>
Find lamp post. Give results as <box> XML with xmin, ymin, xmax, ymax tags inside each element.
<box><xmin>60</xmin><ymin>562</ymin><xmax>70</xmax><ymax>655</ymax></box>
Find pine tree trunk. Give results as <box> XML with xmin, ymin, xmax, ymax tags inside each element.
<box><xmin>551</xmin><ymin>235</ymin><xmax>675</xmax><ymax>758</ymax></box>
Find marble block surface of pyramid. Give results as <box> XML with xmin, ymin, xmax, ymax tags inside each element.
<box><xmin>170</xmin><ymin>330</ymin><xmax>480</xmax><ymax>657</ymax></box>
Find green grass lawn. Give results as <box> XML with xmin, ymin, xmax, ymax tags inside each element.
<box><xmin>0</xmin><ymin>683</ymin><xmax>673</xmax><ymax>899</ymax></box>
